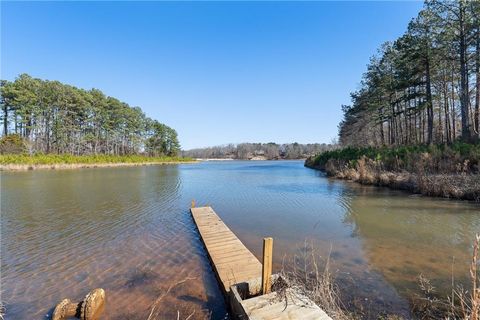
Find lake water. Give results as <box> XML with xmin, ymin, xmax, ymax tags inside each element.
<box><xmin>2</xmin><ymin>160</ymin><xmax>479</xmax><ymax>319</ymax></box>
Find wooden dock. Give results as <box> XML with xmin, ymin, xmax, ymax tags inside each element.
<box><xmin>190</xmin><ymin>206</ymin><xmax>262</xmax><ymax>292</ymax></box>
<box><xmin>190</xmin><ymin>206</ymin><xmax>332</xmax><ymax>320</ymax></box>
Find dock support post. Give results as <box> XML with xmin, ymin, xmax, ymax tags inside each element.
<box><xmin>262</xmin><ymin>237</ymin><xmax>273</xmax><ymax>294</ymax></box>
<box><xmin>191</xmin><ymin>199</ymin><xmax>195</xmax><ymax>208</ymax></box>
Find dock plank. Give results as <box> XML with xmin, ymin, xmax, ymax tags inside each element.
<box><xmin>191</xmin><ymin>206</ymin><xmax>331</xmax><ymax>320</ymax></box>
<box><xmin>191</xmin><ymin>206</ymin><xmax>262</xmax><ymax>293</ymax></box>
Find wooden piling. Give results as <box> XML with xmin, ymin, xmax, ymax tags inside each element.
<box><xmin>262</xmin><ymin>237</ymin><xmax>273</xmax><ymax>295</ymax></box>
<box><xmin>52</xmin><ymin>288</ymin><xmax>105</xmax><ymax>320</ymax></box>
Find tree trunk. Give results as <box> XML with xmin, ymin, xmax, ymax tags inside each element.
<box><xmin>380</xmin><ymin>121</ymin><xmax>385</xmax><ymax>146</ymax></box>
<box><xmin>413</xmin><ymin>99</ymin><xmax>418</xmax><ymax>144</ymax></box>
<box><xmin>426</xmin><ymin>48</ymin><xmax>434</xmax><ymax>144</ymax></box>
<box><xmin>459</xmin><ymin>1</ymin><xmax>471</xmax><ymax>140</ymax></box>
<box><xmin>475</xmin><ymin>26</ymin><xmax>480</xmax><ymax>137</ymax></box>
<box><xmin>444</xmin><ymin>78</ymin><xmax>451</xmax><ymax>143</ymax></box>
<box><xmin>3</xmin><ymin>104</ymin><xmax>8</xmax><ymax>135</ymax></box>
<box><xmin>451</xmin><ymin>77</ymin><xmax>457</xmax><ymax>140</ymax></box>
<box><xmin>438</xmin><ymin>100</ymin><xmax>443</xmax><ymax>143</ymax></box>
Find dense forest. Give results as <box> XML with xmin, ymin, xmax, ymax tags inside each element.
<box><xmin>182</xmin><ymin>143</ymin><xmax>336</xmax><ymax>160</ymax></box>
<box><xmin>339</xmin><ymin>0</ymin><xmax>480</xmax><ymax>147</ymax></box>
<box><xmin>0</xmin><ymin>74</ymin><xmax>180</xmax><ymax>156</ymax></box>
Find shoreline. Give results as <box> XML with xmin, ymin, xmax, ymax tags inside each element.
<box><xmin>0</xmin><ymin>161</ymin><xmax>197</xmax><ymax>171</ymax></box>
<box><xmin>195</xmin><ymin>158</ymin><xmax>307</xmax><ymax>161</ymax></box>
<box><xmin>305</xmin><ymin>162</ymin><xmax>480</xmax><ymax>202</ymax></box>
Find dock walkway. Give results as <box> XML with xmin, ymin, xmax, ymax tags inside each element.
<box><xmin>190</xmin><ymin>206</ymin><xmax>331</xmax><ymax>320</ymax></box>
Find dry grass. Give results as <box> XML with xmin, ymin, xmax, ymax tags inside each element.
<box><xmin>412</xmin><ymin>234</ymin><xmax>480</xmax><ymax>319</ymax></box>
<box><xmin>453</xmin><ymin>234</ymin><xmax>480</xmax><ymax>320</ymax></box>
<box><xmin>323</xmin><ymin>156</ymin><xmax>480</xmax><ymax>201</ymax></box>
<box><xmin>0</xmin><ymin>154</ymin><xmax>196</xmax><ymax>171</ymax></box>
<box><xmin>276</xmin><ymin>242</ymin><xmax>354</xmax><ymax>320</ymax></box>
<box><xmin>309</xmin><ymin>143</ymin><xmax>480</xmax><ymax>201</ymax></box>
<box><xmin>275</xmin><ymin>237</ymin><xmax>480</xmax><ymax>320</ymax></box>
<box><xmin>144</xmin><ymin>236</ymin><xmax>479</xmax><ymax>320</ymax></box>
<box><xmin>0</xmin><ymin>161</ymin><xmax>196</xmax><ymax>171</ymax></box>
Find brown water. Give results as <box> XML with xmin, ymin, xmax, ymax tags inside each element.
<box><xmin>1</xmin><ymin>161</ymin><xmax>479</xmax><ymax>319</ymax></box>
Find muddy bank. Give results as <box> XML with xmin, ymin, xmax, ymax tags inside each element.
<box><xmin>305</xmin><ymin>158</ymin><xmax>480</xmax><ymax>201</ymax></box>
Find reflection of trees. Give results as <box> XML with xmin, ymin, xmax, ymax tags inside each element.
<box><xmin>333</xmin><ymin>182</ymin><xmax>360</xmax><ymax>237</ymax></box>
<box><xmin>339</xmin><ymin>185</ymin><xmax>480</xmax><ymax>296</ymax></box>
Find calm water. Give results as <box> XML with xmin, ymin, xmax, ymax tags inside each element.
<box><xmin>2</xmin><ymin>161</ymin><xmax>479</xmax><ymax>319</ymax></box>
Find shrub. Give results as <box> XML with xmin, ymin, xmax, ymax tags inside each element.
<box><xmin>0</xmin><ymin>134</ymin><xmax>27</xmax><ymax>154</ymax></box>
<box><xmin>308</xmin><ymin>142</ymin><xmax>480</xmax><ymax>174</ymax></box>
<box><xmin>0</xmin><ymin>154</ymin><xmax>193</xmax><ymax>165</ymax></box>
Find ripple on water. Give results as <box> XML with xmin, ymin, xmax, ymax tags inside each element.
<box><xmin>2</xmin><ymin>162</ymin><xmax>479</xmax><ymax>319</ymax></box>
<box><xmin>1</xmin><ymin>166</ymin><xmax>226</xmax><ymax>319</ymax></box>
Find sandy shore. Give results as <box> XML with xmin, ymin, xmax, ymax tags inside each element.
<box><xmin>0</xmin><ymin>161</ymin><xmax>197</xmax><ymax>171</ymax></box>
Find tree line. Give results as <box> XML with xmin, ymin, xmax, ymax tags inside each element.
<box><xmin>182</xmin><ymin>142</ymin><xmax>336</xmax><ymax>160</ymax></box>
<box><xmin>339</xmin><ymin>0</ymin><xmax>480</xmax><ymax>147</ymax></box>
<box><xmin>0</xmin><ymin>74</ymin><xmax>180</xmax><ymax>156</ymax></box>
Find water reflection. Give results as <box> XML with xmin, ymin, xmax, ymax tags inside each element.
<box><xmin>342</xmin><ymin>184</ymin><xmax>480</xmax><ymax>296</ymax></box>
<box><xmin>2</xmin><ymin>166</ymin><xmax>225</xmax><ymax>319</ymax></box>
<box><xmin>2</xmin><ymin>161</ymin><xmax>479</xmax><ymax>319</ymax></box>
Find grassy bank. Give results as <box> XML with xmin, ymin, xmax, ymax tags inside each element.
<box><xmin>305</xmin><ymin>143</ymin><xmax>480</xmax><ymax>201</ymax></box>
<box><xmin>0</xmin><ymin>154</ymin><xmax>195</xmax><ymax>171</ymax></box>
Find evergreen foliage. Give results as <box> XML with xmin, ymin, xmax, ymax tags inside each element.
<box><xmin>339</xmin><ymin>0</ymin><xmax>480</xmax><ymax>146</ymax></box>
<box><xmin>0</xmin><ymin>74</ymin><xmax>181</xmax><ymax>156</ymax></box>
<box><xmin>308</xmin><ymin>141</ymin><xmax>480</xmax><ymax>173</ymax></box>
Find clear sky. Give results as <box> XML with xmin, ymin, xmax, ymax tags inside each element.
<box><xmin>1</xmin><ymin>1</ymin><xmax>423</xmax><ymax>149</ymax></box>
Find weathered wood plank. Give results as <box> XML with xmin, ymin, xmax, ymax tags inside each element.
<box><xmin>191</xmin><ymin>206</ymin><xmax>331</xmax><ymax>320</ymax></box>
<box><xmin>262</xmin><ymin>237</ymin><xmax>273</xmax><ymax>294</ymax></box>
<box><xmin>191</xmin><ymin>206</ymin><xmax>262</xmax><ymax>293</ymax></box>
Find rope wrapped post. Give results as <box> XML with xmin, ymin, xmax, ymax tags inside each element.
<box><xmin>262</xmin><ymin>237</ymin><xmax>273</xmax><ymax>295</ymax></box>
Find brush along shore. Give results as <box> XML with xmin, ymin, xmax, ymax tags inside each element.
<box><xmin>0</xmin><ymin>154</ymin><xmax>196</xmax><ymax>171</ymax></box>
<box><xmin>305</xmin><ymin>143</ymin><xmax>480</xmax><ymax>201</ymax></box>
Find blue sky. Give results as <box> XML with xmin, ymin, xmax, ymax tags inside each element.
<box><xmin>1</xmin><ymin>1</ymin><xmax>423</xmax><ymax>149</ymax></box>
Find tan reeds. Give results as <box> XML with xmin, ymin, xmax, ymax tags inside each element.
<box><xmin>413</xmin><ymin>234</ymin><xmax>480</xmax><ymax>319</ymax></box>
<box><xmin>453</xmin><ymin>233</ymin><xmax>480</xmax><ymax>320</ymax></box>
<box><xmin>277</xmin><ymin>242</ymin><xmax>353</xmax><ymax>320</ymax></box>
